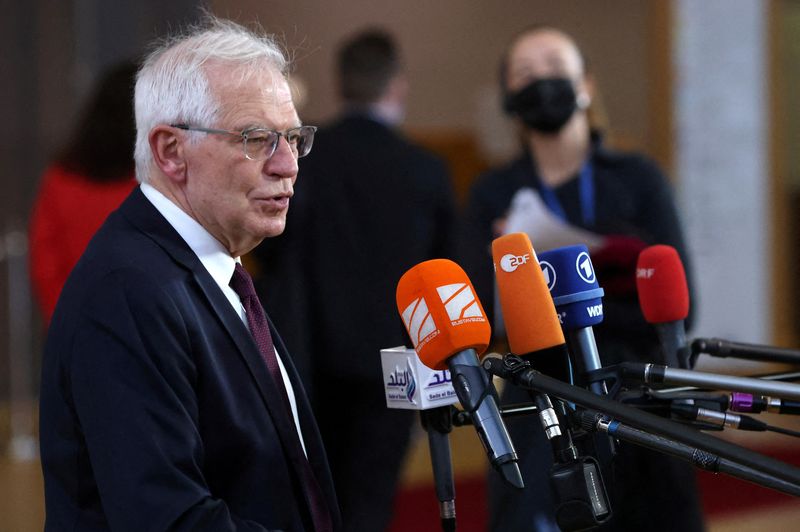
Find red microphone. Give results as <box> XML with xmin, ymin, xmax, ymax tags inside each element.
<box><xmin>636</xmin><ymin>245</ymin><xmax>691</xmax><ymax>367</ymax></box>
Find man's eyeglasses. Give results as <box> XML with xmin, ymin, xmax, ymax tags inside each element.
<box><xmin>171</xmin><ymin>124</ymin><xmax>317</xmax><ymax>161</ymax></box>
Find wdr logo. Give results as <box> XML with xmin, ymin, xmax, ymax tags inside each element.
<box><xmin>401</xmin><ymin>297</ymin><xmax>438</xmax><ymax>348</ymax></box>
<box><xmin>586</xmin><ymin>304</ymin><xmax>603</xmax><ymax>318</ymax></box>
<box><xmin>436</xmin><ymin>283</ymin><xmax>484</xmax><ymax>324</ymax></box>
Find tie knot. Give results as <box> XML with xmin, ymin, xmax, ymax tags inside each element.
<box><xmin>230</xmin><ymin>262</ymin><xmax>256</xmax><ymax>301</ymax></box>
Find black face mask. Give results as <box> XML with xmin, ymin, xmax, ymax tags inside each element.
<box><xmin>503</xmin><ymin>77</ymin><xmax>578</xmax><ymax>133</ymax></box>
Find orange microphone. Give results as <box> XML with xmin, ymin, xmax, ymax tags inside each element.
<box><xmin>492</xmin><ymin>233</ymin><xmax>571</xmax><ymax>381</ymax></box>
<box><xmin>397</xmin><ymin>259</ymin><xmax>490</xmax><ymax>370</ymax></box>
<box><xmin>397</xmin><ymin>259</ymin><xmax>523</xmax><ymax>488</ymax></box>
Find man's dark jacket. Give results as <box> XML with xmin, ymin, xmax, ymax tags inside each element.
<box><xmin>40</xmin><ymin>188</ymin><xmax>340</xmax><ymax>531</ymax></box>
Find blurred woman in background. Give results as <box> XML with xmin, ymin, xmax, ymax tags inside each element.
<box><xmin>29</xmin><ymin>61</ymin><xmax>138</xmax><ymax>323</ymax></box>
<box><xmin>460</xmin><ymin>26</ymin><xmax>703</xmax><ymax>531</ymax></box>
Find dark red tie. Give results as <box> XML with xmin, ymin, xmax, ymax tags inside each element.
<box><xmin>229</xmin><ymin>263</ymin><xmax>333</xmax><ymax>532</ymax></box>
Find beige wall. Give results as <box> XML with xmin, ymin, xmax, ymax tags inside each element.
<box><xmin>0</xmin><ymin>1</ymin><xmax>669</xmax><ymax>407</ymax></box>
<box><xmin>213</xmin><ymin>0</ymin><xmax>655</xmax><ymax>161</ymax></box>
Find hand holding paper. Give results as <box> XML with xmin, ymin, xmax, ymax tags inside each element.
<box><xmin>503</xmin><ymin>187</ymin><xmax>603</xmax><ymax>251</ymax></box>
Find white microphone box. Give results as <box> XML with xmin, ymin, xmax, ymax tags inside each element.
<box><xmin>380</xmin><ymin>346</ymin><xmax>458</xmax><ymax>410</ymax></box>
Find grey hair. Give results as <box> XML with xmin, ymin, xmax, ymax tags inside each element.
<box><xmin>133</xmin><ymin>16</ymin><xmax>289</xmax><ymax>183</ymax></box>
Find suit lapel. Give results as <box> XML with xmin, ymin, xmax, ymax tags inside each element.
<box><xmin>267</xmin><ymin>315</ymin><xmax>325</xmax><ymax>460</ymax></box>
<box><xmin>269</xmin><ymin>317</ymin><xmax>339</xmax><ymax>525</ymax></box>
<box><xmin>117</xmin><ymin>188</ymin><xmax>305</xmax><ymax>459</ymax></box>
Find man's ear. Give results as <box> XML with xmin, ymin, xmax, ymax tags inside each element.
<box><xmin>385</xmin><ymin>73</ymin><xmax>409</xmax><ymax>105</ymax></box>
<box><xmin>149</xmin><ymin>126</ymin><xmax>187</xmax><ymax>183</ymax></box>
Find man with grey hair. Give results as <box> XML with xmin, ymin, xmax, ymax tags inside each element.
<box><xmin>39</xmin><ymin>17</ymin><xmax>339</xmax><ymax>531</ymax></box>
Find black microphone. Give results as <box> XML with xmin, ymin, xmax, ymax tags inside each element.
<box><xmin>692</xmin><ymin>337</ymin><xmax>800</xmax><ymax>366</ymax></box>
<box><xmin>602</xmin><ymin>362</ymin><xmax>800</xmax><ymax>401</ymax></box>
<box><xmin>380</xmin><ymin>347</ymin><xmax>459</xmax><ymax>530</ymax></box>
<box><xmin>577</xmin><ymin>409</ymin><xmax>800</xmax><ymax>497</ymax></box>
<box><xmin>670</xmin><ymin>403</ymin><xmax>769</xmax><ymax>432</ymax></box>
<box><xmin>420</xmin><ymin>407</ymin><xmax>456</xmax><ymax>532</ymax></box>
<box><xmin>728</xmin><ymin>392</ymin><xmax>800</xmax><ymax>415</ymax></box>
<box><xmin>485</xmin><ymin>354</ymin><xmax>800</xmax><ymax>488</ymax></box>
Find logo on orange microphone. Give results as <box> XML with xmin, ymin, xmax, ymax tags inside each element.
<box><xmin>437</xmin><ymin>283</ymin><xmax>485</xmax><ymax>326</ymax></box>
<box><xmin>500</xmin><ymin>253</ymin><xmax>531</xmax><ymax>273</ymax></box>
<box><xmin>401</xmin><ymin>297</ymin><xmax>440</xmax><ymax>350</ymax></box>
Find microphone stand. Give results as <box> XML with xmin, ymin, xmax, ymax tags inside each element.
<box><xmin>485</xmin><ymin>355</ymin><xmax>800</xmax><ymax>490</ymax></box>
<box><xmin>589</xmin><ymin>362</ymin><xmax>800</xmax><ymax>401</ymax></box>
<box><xmin>420</xmin><ymin>406</ymin><xmax>457</xmax><ymax>532</ymax></box>
<box><xmin>692</xmin><ymin>337</ymin><xmax>800</xmax><ymax>366</ymax></box>
<box><xmin>534</xmin><ymin>391</ymin><xmax>612</xmax><ymax>531</ymax></box>
<box><xmin>574</xmin><ymin>409</ymin><xmax>800</xmax><ymax>497</ymax></box>
<box><xmin>452</xmin><ymin>397</ymin><xmax>614</xmax><ymax>530</ymax></box>
<box><xmin>642</xmin><ymin>369</ymin><xmax>800</xmax><ymax>397</ymax></box>
<box><xmin>452</xmin><ymin>402</ymin><xmax>539</xmax><ymax>426</ymax></box>
<box><xmin>453</xmin><ymin>400</ymin><xmax>800</xmax><ymax>497</ymax></box>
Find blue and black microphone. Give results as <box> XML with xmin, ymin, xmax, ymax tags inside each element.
<box><xmin>538</xmin><ymin>245</ymin><xmax>607</xmax><ymax>395</ymax></box>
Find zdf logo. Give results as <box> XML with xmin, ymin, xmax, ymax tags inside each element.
<box><xmin>500</xmin><ymin>253</ymin><xmax>530</xmax><ymax>273</ymax></box>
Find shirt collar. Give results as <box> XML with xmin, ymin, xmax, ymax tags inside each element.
<box><xmin>140</xmin><ymin>182</ymin><xmax>238</xmax><ymax>289</ymax></box>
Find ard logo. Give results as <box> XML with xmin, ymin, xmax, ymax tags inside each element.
<box><xmin>576</xmin><ymin>251</ymin><xmax>596</xmax><ymax>284</ymax></box>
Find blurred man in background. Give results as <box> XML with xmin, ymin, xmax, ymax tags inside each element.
<box><xmin>255</xmin><ymin>28</ymin><xmax>456</xmax><ymax>531</ymax></box>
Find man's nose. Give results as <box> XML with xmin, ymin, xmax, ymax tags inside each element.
<box><xmin>266</xmin><ymin>136</ymin><xmax>299</xmax><ymax>178</ymax></box>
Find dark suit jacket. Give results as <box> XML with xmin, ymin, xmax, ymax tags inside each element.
<box><xmin>39</xmin><ymin>187</ymin><xmax>340</xmax><ymax>531</ymax></box>
<box><xmin>256</xmin><ymin>114</ymin><xmax>456</xmax><ymax>385</ymax></box>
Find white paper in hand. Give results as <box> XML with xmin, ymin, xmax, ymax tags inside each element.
<box><xmin>504</xmin><ymin>187</ymin><xmax>603</xmax><ymax>251</ymax></box>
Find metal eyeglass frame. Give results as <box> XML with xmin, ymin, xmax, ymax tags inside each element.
<box><xmin>170</xmin><ymin>124</ymin><xmax>317</xmax><ymax>160</ymax></box>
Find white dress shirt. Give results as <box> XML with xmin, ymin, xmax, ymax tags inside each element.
<box><xmin>140</xmin><ymin>183</ymin><xmax>307</xmax><ymax>454</ymax></box>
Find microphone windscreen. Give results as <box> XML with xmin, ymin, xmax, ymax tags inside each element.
<box><xmin>396</xmin><ymin>259</ymin><xmax>490</xmax><ymax>370</ymax></box>
<box><xmin>538</xmin><ymin>245</ymin><xmax>604</xmax><ymax>330</ymax></box>
<box><xmin>636</xmin><ymin>245</ymin><xmax>689</xmax><ymax>323</ymax></box>
<box><xmin>492</xmin><ymin>233</ymin><xmax>565</xmax><ymax>355</ymax></box>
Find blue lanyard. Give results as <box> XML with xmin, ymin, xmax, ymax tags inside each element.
<box><xmin>538</xmin><ymin>161</ymin><xmax>595</xmax><ymax>226</ymax></box>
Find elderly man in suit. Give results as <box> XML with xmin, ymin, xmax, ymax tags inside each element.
<box><xmin>39</xmin><ymin>17</ymin><xmax>339</xmax><ymax>532</ymax></box>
